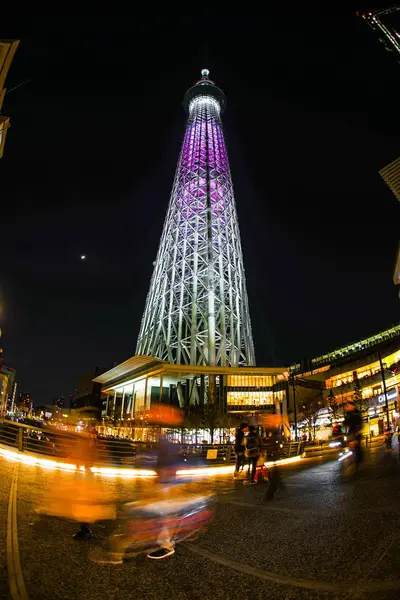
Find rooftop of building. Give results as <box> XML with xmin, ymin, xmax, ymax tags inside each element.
<box><xmin>290</xmin><ymin>324</ymin><xmax>400</xmax><ymax>375</ymax></box>
<box><xmin>94</xmin><ymin>355</ymin><xmax>289</xmax><ymax>392</ymax></box>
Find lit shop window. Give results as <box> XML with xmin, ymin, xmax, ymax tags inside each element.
<box><xmin>227</xmin><ymin>375</ymin><xmax>273</xmax><ymax>387</ymax></box>
<box><xmin>227</xmin><ymin>391</ymin><xmax>275</xmax><ymax>406</ymax></box>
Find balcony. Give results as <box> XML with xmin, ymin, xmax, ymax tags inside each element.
<box><xmin>329</xmin><ymin>371</ymin><xmax>384</xmax><ymax>396</ymax></box>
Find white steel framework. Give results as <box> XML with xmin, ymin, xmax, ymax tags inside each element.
<box><xmin>136</xmin><ymin>70</ymin><xmax>255</xmax><ymax>367</ymax></box>
<box><xmin>361</xmin><ymin>6</ymin><xmax>400</xmax><ymax>57</ymax></box>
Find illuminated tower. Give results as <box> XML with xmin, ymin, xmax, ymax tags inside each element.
<box><xmin>136</xmin><ymin>70</ymin><xmax>255</xmax><ymax>367</ymax></box>
<box><xmin>359</xmin><ymin>6</ymin><xmax>400</xmax><ymax>59</ymax></box>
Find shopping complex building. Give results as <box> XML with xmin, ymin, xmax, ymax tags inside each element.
<box><xmin>95</xmin><ymin>357</ymin><xmax>288</xmax><ymax>442</ymax></box>
<box><xmin>289</xmin><ymin>324</ymin><xmax>400</xmax><ymax>439</ymax></box>
<box><xmin>91</xmin><ymin>72</ymin><xmax>399</xmax><ymax>443</ymax></box>
<box><xmin>93</xmin><ymin>324</ymin><xmax>400</xmax><ymax>442</ymax></box>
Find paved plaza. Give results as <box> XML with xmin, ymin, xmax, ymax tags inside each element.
<box><xmin>2</xmin><ymin>446</ymin><xmax>400</xmax><ymax>599</ymax></box>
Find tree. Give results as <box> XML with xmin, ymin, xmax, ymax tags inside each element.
<box><xmin>352</xmin><ymin>377</ymin><xmax>367</xmax><ymax>417</ymax></box>
<box><xmin>293</xmin><ymin>386</ymin><xmax>324</xmax><ymax>441</ymax></box>
<box><xmin>328</xmin><ymin>389</ymin><xmax>344</xmax><ymax>422</ymax></box>
<box><xmin>300</xmin><ymin>400</ymin><xmax>323</xmax><ymax>441</ymax></box>
<box><xmin>219</xmin><ymin>412</ymin><xmax>240</xmax><ymax>442</ymax></box>
<box><xmin>202</xmin><ymin>401</ymin><xmax>224</xmax><ymax>444</ymax></box>
<box><xmin>182</xmin><ymin>408</ymin><xmax>204</xmax><ymax>444</ymax></box>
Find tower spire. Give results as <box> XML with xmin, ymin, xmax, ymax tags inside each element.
<box><xmin>136</xmin><ymin>73</ymin><xmax>255</xmax><ymax>367</ymax></box>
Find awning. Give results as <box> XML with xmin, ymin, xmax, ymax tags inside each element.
<box><xmin>93</xmin><ymin>355</ymin><xmax>166</xmax><ymax>386</ymax></box>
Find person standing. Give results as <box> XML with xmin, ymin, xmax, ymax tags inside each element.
<box><xmin>233</xmin><ymin>423</ymin><xmax>248</xmax><ymax>479</ymax></box>
<box><xmin>245</xmin><ymin>425</ymin><xmax>260</xmax><ymax>485</ymax></box>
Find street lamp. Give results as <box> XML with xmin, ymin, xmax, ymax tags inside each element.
<box><xmin>378</xmin><ymin>351</ymin><xmax>391</xmax><ymax>430</ymax></box>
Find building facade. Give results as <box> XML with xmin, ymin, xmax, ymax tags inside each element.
<box><xmin>0</xmin><ymin>365</ymin><xmax>17</xmax><ymax>415</ymax></box>
<box><xmin>0</xmin><ymin>372</ymin><xmax>8</xmax><ymax>415</ymax></box>
<box><xmin>17</xmin><ymin>392</ymin><xmax>33</xmax><ymax>414</ymax></box>
<box><xmin>72</xmin><ymin>366</ymin><xmax>105</xmax><ymax>411</ymax></box>
<box><xmin>0</xmin><ymin>40</ymin><xmax>19</xmax><ymax>158</ymax></box>
<box><xmin>136</xmin><ymin>70</ymin><xmax>255</xmax><ymax>368</ymax></box>
<box><xmin>289</xmin><ymin>325</ymin><xmax>400</xmax><ymax>439</ymax></box>
<box><xmin>94</xmin><ymin>357</ymin><xmax>288</xmax><ymax>442</ymax></box>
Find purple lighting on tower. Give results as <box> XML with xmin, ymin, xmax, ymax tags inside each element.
<box><xmin>137</xmin><ymin>71</ymin><xmax>255</xmax><ymax>367</ymax></box>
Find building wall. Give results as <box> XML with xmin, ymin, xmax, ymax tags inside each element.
<box><xmin>289</xmin><ymin>329</ymin><xmax>400</xmax><ymax>438</ymax></box>
<box><xmin>0</xmin><ymin>365</ymin><xmax>16</xmax><ymax>410</ymax></box>
<box><xmin>100</xmin><ymin>368</ymin><xmax>289</xmax><ymax>433</ymax></box>
<box><xmin>0</xmin><ymin>40</ymin><xmax>19</xmax><ymax>158</ymax></box>
<box><xmin>0</xmin><ymin>373</ymin><xmax>8</xmax><ymax>414</ymax></box>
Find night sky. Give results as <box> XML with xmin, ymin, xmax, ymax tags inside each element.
<box><xmin>1</xmin><ymin>9</ymin><xmax>399</xmax><ymax>404</ymax></box>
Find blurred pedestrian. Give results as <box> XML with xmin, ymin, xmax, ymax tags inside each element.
<box><xmin>233</xmin><ymin>422</ymin><xmax>248</xmax><ymax>479</ymax></box>
<box><xmin>332</xmin><ymin>422</ymin><xmax>342</xmax><ymax>437</ymax></box>
<box><xmin>343</xmin><ymin>401</ymin><xmax>363</xmax><ymax>467</ymax></box>
<box><xmin>263</xmin><ymin>423</ymin><xmax>285</xmax><ymax>501</ymax></box>
<box><xmin>72</xmin><ymin>429</ymin><xmax>99</xmax><ymax>541</ymax></box>
<box><xmin>245</xmin><ymin>425</ymin><xmax>261</xmax><ymax>485</ymax></box>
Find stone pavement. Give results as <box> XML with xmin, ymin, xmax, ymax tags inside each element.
<box><xmin>2</xmin><ymin>445</ymin><xmax>400</xmax><ymax>599</ymax></box>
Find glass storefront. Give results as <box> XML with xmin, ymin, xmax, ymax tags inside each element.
<box><xmin>227</xmin><ymin>375</ymin><xmax>274</xmax><ymax>387</ymax></box>
<box><xmin>227</xmin><ymin>390</ymin><xmax>274</xmax><ymax>407</ymax></box>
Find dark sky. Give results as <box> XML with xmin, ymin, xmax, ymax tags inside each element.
<box><xmin>1</xmin><ymin>9</ymin><xmax>399</xmax><ymax>403</ymax></box>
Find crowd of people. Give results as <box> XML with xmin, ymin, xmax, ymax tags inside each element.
<box><xmin>34</xmin><ymin>402</ymin><xmax>372</xmax><ymax>563</ymax></box>
<box><xmin>233</xmin><ymin>421</ymin><xmax>284</xmax><ymax>484</ymax></box>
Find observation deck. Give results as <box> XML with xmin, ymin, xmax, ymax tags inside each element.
<box><xmin>183</xmin><ymin>69</ymin><xmax>226</xmax><ymax>114</ymax></box>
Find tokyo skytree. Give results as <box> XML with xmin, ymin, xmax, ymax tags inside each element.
<box><xmin>136</xmin><ymin>70</ymin><xmax>255</xmax><ymax>367</ymax></box>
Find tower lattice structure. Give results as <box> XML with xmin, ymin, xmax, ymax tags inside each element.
<box><xmin>360</xmin><ymin>6</ymin><xmax>400</xmax><ymax>58</ymax></box>
<box><xmin>136</xmin><ymin>70</ymin><xmax>255</xmax><ymax>367</ymax></box>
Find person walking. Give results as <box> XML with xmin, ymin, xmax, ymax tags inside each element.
<box><xmin>233</xmin><ymin>422</ymin><xmax>248</xmax><ymax>479</ymax></box>
<box><xmin>146</xmin><ymin>435</ymin><xmax>179</xmax><ymax>560</ymax></box>
<box><xmin>263</xmin><ymin>424</ymin><xmax>285</xmax><ymax>501</ymax></box>
<box><xmin>343</xmin><ymin>400</ymin><xmax>363</xmax><ymax>467</ymax></box>
<box><xmin>72</xmin><ymin>427</ymin><xmax>99</xmax><ymax>541</ymax></box>
<box><xmin>245</xmin><ymin>425</ymin><xmax>260</xmax><ymax>485</ymax></box>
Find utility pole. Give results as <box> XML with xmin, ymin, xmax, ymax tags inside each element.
<box><xmin>378</xmin><ymin>351</ymin><xmax>390</xmax><ymax>429</ymax></box>
<box><xmin>0</xmin><ymin>328</ymin><xmax>4</xmax><ymax>416</ymax></box>
<box><xmin>290</xmin><ymin>376</ymin><xmax>298</xmax><ymax>441</ymax></box>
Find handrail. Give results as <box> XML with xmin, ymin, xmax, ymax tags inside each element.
<box><xmin>0</xmin><ymin>419</ymin><xmax>304</xmax><ymax>467</ymax></box>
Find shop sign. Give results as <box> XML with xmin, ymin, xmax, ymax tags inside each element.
<box><xmin>367</xmin><ymin>388</ymin><xmax>397</xmax><ymax>408</ymax></box>
<box><xmin>378</xmin><ymin>389</ymin><xmax>398</xmax><ymax>404</ymax></box>
<box><xmin>206</xmin><ymin>449</ymin><xmax>218</xmax><ymax>460</ymax></box>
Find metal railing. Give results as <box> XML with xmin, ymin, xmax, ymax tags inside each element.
<box><xmin>0</xmin><ymin>419</ymin><xmax>304</xmax><ymax>467</ymax></box>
